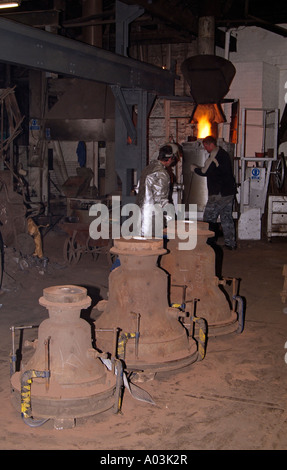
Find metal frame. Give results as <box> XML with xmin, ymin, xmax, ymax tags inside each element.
<box><xmin>240</xmin><ymin>107</ymin><xmax>279</xmax><ymax>215</ymax></box>
<box><xmin>0</xmin><ymin>17</ymin><xmax>175</xmax><ymax>96</ymax></box>
<box><xmin>112</xmin><ymin>86</ymin><xmax>156</xmax><ymax>205</ymax></box>
<box><xmin>0</xmin><ymin>13</ymin><xmax>177</xmax><ymax>206</ymax></box>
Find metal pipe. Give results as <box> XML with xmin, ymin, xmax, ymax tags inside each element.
<box><xmin>113</xmin><ymin>359</ymin><xmax>124</xmax><ymax>413</ymax></box>
<box><xmin>224</xmin><ymin>29</ymin><xmax>231</xmax><ymax>60</ymax></box>
<box><xmin>21</xmin><ymin>369</ymin><xmax>50</xmax><ymax>427</ymax></box>
<box><xmin>171</xmin><ymin>284</ymin><xmax>188</xmax><ymax>310</ymax></box>
<box><xmin>10</xmin><ymin>326</ymin><xmax>16</xmax><ymax>376</ymax></box>
<box><xmin>117</xmin><ymin>332</ymin><xmax>135</xmax><ymax>361</ymax></box>
<box><xmin>82</xmin><ymin>0</ymin><xmax>103</xmax><ymax>48</ymax></box>
<box><xmin>112</xmin><ymin>327</ymin><xmax>120</xmax><ymax>360</ymax></box>
<box><xmin>183</xmin><ymin>314</ymin><xmax>207</xmax><ymax>361</ymax></box>
<box><xmin>194</xmin><ymin>316</ymin><xmax>207</xmax><ymax>361</ymax></box>
<box><xmin>10</xmin><ymin>324</ymin><xmax>38</xmax><ymax>376</ymax></box>
<box><xmin>198</xmin><ymin>16</ymin><xmax>215</xmax><ymax>55</ymax></box>
<box><xmin>131</xmin><ymin>312</ymin><xmax>140</xmax><ymax>359</ymax></box>
<box><xmin>44</xmin><ymin>336</ymin><xmax>51</xmax><ymax>391</ymax></box>
<box><xmin>95</xmin><ymin>327</ymin><xmax>120</xmax><ymax>372</ymax></box>
<box><xmin>223</xmin><ymin>276</ymin><xmax>238</xmax><ymax>312</ymax></box>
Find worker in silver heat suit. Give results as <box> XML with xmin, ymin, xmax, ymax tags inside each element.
<box><xmin>136</xmin><ymin>143</ymin><xmax>179</xmax><ymax>237</ymax></box>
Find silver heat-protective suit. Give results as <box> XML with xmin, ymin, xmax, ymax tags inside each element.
<box><xmin>136</xmin><ymin>159</ymin><xmax>174</xmax><ymax>237</ymax></box>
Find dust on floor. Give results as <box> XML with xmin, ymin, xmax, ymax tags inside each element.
<box><xmin>0</xmin><ymin>229</ymin><xmax>286</xmax><ymax>450</ymax></box>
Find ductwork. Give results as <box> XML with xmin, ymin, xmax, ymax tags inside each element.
<box><xmin>181</xmin><ymin>54</ymin><xmax>236</xmax><ymax>105</ymax></box>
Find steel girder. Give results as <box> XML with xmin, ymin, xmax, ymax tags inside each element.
<box><xmin>0</xmin><ymin>17</ymin><xmax>175</xmax><ymax>96</ymax></box>
<box><xmin>111</xmin><ymin>86</ymin><xmax>156</xmax><ymax>205</ymax></box>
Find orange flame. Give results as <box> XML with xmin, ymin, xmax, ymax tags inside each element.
<box><xmin>197</xmin><ymin>115</ymin><xmax>212</xmax><ymax>139</ymax></box>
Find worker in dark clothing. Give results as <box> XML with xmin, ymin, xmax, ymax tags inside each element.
<box><xmin>190</xmin><ymin>135</ymin><xmax>237</xmax><ymax>250</ymax></box>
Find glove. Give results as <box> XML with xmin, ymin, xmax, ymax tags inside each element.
<box><xmin>190</xmin><ymin>164</ymin><xmax>197</xmax><ymax>173</ymax></box>
<box><xmin>165</xmin><ymin>214</ymin><xmax>174</xmax><ymax>223</ymax></box>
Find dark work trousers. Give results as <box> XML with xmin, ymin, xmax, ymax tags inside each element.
<box><xmin>203</xmin><ymin>194</ymin><xmax>236</xmax><ymax>248</ymax></box>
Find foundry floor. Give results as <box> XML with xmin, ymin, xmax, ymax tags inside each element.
<box><xmin>0</xmin><ymin>225</ymin><xmax>286</xmax><ymax>451</ymax></box>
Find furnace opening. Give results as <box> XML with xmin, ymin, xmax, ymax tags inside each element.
<box><xmin>191</xmin><ymin>103</ymin><xmax>227</xmax><ymax>140</ymax></box>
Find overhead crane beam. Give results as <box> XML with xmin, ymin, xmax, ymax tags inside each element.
<box><xmin>0</xmin><ymin>17</ymin><xmax>175</xmax><ymax>96</ymax></box>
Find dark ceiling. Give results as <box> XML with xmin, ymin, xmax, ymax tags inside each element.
<box><xmin>0</xmin><ymin>1</ymin><xmax>287</xmax><ymax>141</ymax></box>
<box><xmin>1</xmin><ymin>0</ymin><xmax>287</xmax><ymax>91</ymax></box>
<box><xmin>1</xmin><ymin>0</ymin><xmax>287</xmax><ymax>53</ymax></box>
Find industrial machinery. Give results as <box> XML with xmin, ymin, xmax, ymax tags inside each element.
<box><xmin>0</xmin><ymin>87</ymin><xmax>48</xmax><ymax>269</ymax></box>
<box><xmin>59</xmin><ymin>195</ymin><xmax>114</xmax><ymax>265</ymax></box>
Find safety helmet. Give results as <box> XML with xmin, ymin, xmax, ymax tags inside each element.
<box><xmin>159</xmin><ymin>143</ymin><xmax>180</xmax><ymax>160</ymax></box>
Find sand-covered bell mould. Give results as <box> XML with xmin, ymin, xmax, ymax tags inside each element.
<box><xmin>94</xmin><ymin>237</ymin><xmax>203</xmax><ymax>372</ymax></box>
<box><xmin>10</xmin><ymin>285</ymin><xmax>119</xmax><ymax>429</ymax></box>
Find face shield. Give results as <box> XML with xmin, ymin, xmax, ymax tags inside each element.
<box><xmin>159</xmin><ymin>144</ymin><xmax>180</xmax><ymax>169</ymax></box>
<box><xmin>159</xmin><ymin>143</ymin><xmax>180</xmax><ymax>160</ymax></box>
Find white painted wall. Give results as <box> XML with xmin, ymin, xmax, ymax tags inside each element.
<box><xmin>224</xmin><ymin>26</ymin><xmax>287</xmax><ymax>157</ymax></box>
<box><xmin>228</xmin><ymin>26</ymin><xmax>287</xmax><ymax>68</ymax></box>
